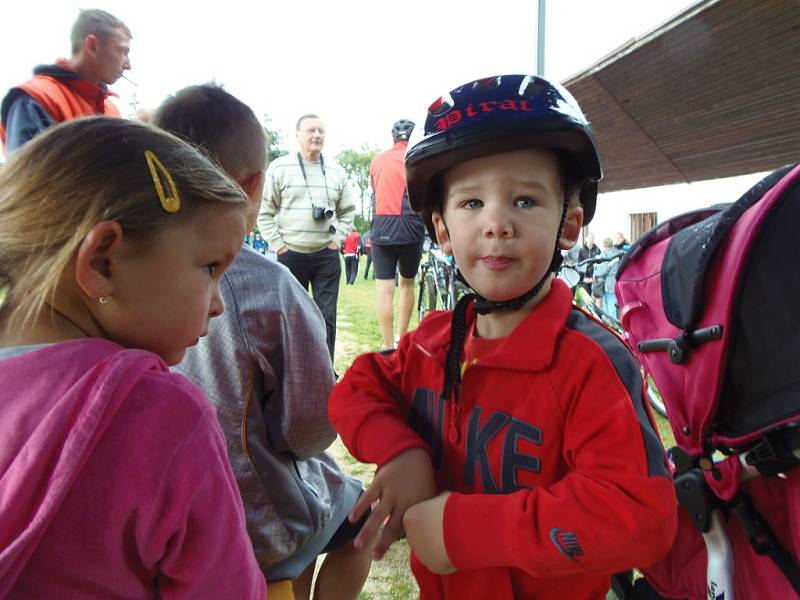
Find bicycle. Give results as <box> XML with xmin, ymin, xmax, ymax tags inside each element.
<box><xmin>416</xmin><ymin>245</ymin><xmax>470</xmax><ymax>321</ymax></box>
<box><xmin>559</xmin><ymin>255</ymin><xmax>668</xmax><ymax>418</ymax></box>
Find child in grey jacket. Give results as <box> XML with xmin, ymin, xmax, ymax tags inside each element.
<box><xmin>160</xmin><ymin>84</ymin><xmax>371</xmax><ymax>600</ymax></box>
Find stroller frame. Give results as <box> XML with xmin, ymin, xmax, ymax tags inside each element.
<box><xmin>616</xmin><ymin>164</ymin><xmax>800</xmax><ymax>599</ymax></box>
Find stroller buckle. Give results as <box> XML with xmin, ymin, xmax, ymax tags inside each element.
<box><xmin>744</xmin><ymin>429</ymin><xmax>800</xmax><ymax>477</ymax></box>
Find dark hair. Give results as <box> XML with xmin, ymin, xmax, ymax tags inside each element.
<box><xmin>155</xmin><ymin>84</ymin><xmax>267</xmax><ymax>180</ymax></box>
<box><xmin>296</xmin><ymin>114</ymin><xmax>321</xmax><ymax>131</ymax></box>
<box><xmin>70</xmin><ymin>8</ymin><xmax>131</xmax><ymax>55</ymax></box>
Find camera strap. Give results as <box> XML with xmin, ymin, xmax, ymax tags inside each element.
<box><xmin>296</xmin><ymin>152</ymin><xmax>332</xmax><ymax>206</ymax></box>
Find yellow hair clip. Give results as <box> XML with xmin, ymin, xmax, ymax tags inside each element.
<box><xmin>144</xmin><ymin>150</ymin><xmax>181</xmax><ymax>213</ymax></box>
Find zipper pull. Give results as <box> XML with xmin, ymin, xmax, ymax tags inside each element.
<box><xmin>448</xmin><ymin>420</ymin><xmax>460</xmax><ymax>444</ymax></box>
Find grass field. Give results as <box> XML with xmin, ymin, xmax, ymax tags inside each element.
<box><xmin>332</xmin><ymin>258</ymin><xmax>418</xmax><ymax>600</ymax></box>
<box><xmin>331</xmin><ymin>256</ymin><xmax>675</xmax><ymax>599</ymax></box>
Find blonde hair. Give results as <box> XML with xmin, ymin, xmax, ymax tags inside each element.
<box><xmin>0</xmin><ymin>117</ymin><xmax>247</xmax><ymax>332</ymax></box>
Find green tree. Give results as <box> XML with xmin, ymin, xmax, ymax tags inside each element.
<box><xmin>353</xmin><ymin>213</ymin><xmax>368</xmax><ymax>233</ymax></box>
<box><xmin>337</xmin><ymin>145</ymin><xmax>379</xmax><ymax>223</ymax></box>
<box><xmin>263</xmin><ymin>115</ymin><xmax>288</xmax><ymax>163</ymax></box>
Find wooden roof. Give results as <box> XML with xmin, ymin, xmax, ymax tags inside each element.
<box><xmin>563</xmin><ymin>0</ymin><xmax>800</xmax><ymax>193</ymax></box>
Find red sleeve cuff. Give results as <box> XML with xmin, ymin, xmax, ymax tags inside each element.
<box><xmin>443</xmin><ymin>492</ymin><xmax>519</xmax><ymax>571</ymax></box>
<box><xmin>354</xmin><ymin>412</ymin><xmax>431</xmax><ymax>467</ymax></box>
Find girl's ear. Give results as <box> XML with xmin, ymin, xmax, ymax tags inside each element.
<box><xmin>74</xmin><ymin>221</ymin><xmax>125</xmax><ymax>301</ymax></box>
<box><xmin>558</xmin><ymin>205</ymin><xmax>585</xmax><ymax>251</ymax></box>
<box><xmin>431</xmin><ymin>211</ymin><xmax>452</xmax><ymax>255</ymax></box>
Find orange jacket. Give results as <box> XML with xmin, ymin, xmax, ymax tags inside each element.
<box><xmin>1</xmin><ymin>61</ymin><xmax>119</xmax><ymax>151</ymax></box>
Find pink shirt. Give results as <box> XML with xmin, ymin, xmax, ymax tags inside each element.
<box><xmin>0</xmin><ymin>338</ymin><xmax>266</xmax><ymax>599</ymax></box>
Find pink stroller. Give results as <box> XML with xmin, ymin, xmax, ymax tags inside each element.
<box><xmin>616</xmin><ymin>164</ymin><xmax>800</xmax><ymax>599</ymax></box>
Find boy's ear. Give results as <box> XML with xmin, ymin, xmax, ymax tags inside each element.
<box><xmin>74</xmin><ymin>221</ymin><xmax>125</xmax><ymax>301</ymax></box>
<box><xmin>558</xmin><ymin>205</ymin><xmax>585</xmax><ymax>251</ymax></box>
<box><xmin>239</xmin><ymin>170</ymin><xmax>264</xmax><ymax>198</ymax></box>
<box><xmin>431</xmin><ymin>211</ymin><xmax>452</xmax><ymax>255</ymax></box>
<box><xmin>239</xmin><ymin>170</ymin><xmax>266</xmax><ymax>232</ymax></box>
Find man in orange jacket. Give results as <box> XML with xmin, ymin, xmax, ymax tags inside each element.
<box><xmin>1</xmin><ymin>8</ymin><xmax>131</xmax><ymax>155</ymax></box>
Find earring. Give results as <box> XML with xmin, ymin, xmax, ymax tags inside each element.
<box><xmin>99</xmin><ymin>295</ymin><xmax>112</xmax><ymax>305</ymax></box>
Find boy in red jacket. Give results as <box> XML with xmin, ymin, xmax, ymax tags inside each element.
<box><xmin>329</xmin><ymin>74</ymin><xmax>677</xmax><ymax>599</ymax></box>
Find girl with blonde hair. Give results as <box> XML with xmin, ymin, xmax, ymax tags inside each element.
<box><xmin>0</xmin><ymin>117</ymin><xmax>266</xmax><ymax>598</ymax></box>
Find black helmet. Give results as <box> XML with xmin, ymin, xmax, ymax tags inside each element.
<box><xmin>405</xmin><ymin>74</ymin><xmax>602</xmax><ymax>238</ymax></box>
<box><xmin>391</xmin><ymin>119</ymin><xmax>415</xmax><ymax>141</ymax></box>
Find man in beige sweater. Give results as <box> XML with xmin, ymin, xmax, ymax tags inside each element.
<box><xmin>258</xmin><ymin>114</ymin><xmax>357</xmax><ymax>361</ymax></box>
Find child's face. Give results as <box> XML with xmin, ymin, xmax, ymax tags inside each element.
<box><xmin>433</xmin><ymin>148</ymin><xmax>582</xmax><ymax>302</ymax></box>
<box><xmin>101</xmin><ymin>205</ymin><xmax>246</xmax><ymax>365</ymax></box>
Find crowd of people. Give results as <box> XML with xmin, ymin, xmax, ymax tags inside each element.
<box><xmin>565</xmin><ymin>230</ymin><xmax>631</xmax><ymax>320</ymax></box>
<box><xmin>0</xmin><ymin>8</ymin><xmax>677</xmax><ymax>600</ymax></box>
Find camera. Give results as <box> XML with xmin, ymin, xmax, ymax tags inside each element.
<box><xmin>312</xmin><ymin>205</ymin><xmax>334</xmax><ymax>220</ymax></box>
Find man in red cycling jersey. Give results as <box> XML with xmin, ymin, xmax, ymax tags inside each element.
<box><xmin>369</xmin><ymin>119</ymin><xmax>426</xmax><ymax>349</ymax></box>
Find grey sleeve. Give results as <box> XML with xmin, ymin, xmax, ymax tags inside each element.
<box><xmin>237</xmin><ymin>259</ymin><xmax>336</xmax><ymax>459</ymax></box>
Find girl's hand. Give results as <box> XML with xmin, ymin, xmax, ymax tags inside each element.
<box><xmin>349</xmin><ymin>448</ymin><xmax>436</xmax><ymax>560</ymax></box>
<box><xmin>403</xmin><ymin>492</ymin><xmax>456</xmax><ymax>575</ymax></box>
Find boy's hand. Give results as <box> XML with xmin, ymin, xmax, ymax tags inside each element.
<box><xmin>349</xmin><ymin>448</ymin><xmax>436</xmax><ymax>560</ymax></box>
<box><xmin>403</xmin><ymin>492</ymin><xmax>455</xmax><ymax>575</ymax></box>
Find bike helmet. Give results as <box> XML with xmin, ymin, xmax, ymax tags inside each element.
<box><xmin>406</xmin><ymin>74</ymin><xmax>602</xmax><ymax>237</ymax></box>
<box><xmin>406</xmin><ymin>75</ymin><xmax>602</xmax><ymax>405</ymax></box>
<box><xmin>405</xmin><ymin>74</ymin><xmax>603</xmax><ymax>309</ymax></box>
<box><xmin>391</xmin><ymin>119</ymin><xmax>415</xmax><ymax>141</ymax></box>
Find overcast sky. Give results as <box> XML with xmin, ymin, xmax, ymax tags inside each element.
<box><xmin>3</xmin><ymin>0</ymin><xmax>699</xmax><ymax>155</ymax></box>
<box><xmin>3</xmin><ymin>0</ymin><xmax>765</xmax><ymax>211</ymax></box>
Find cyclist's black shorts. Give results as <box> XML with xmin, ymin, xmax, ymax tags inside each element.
<box><xmin>372</xmin><ymin>242</ymin><xmax>423</xmax><ymax>280</ymax></box>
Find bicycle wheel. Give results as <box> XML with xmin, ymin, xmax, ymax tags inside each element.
<box><xmin>645</xmin><ymin>375</ymin><xmax>668</xmax><ymax>418</ymax></box>
<box><xmin>416</xmin><ymin>269</ymin><xmax>427</xmax><ymax>319</ymax></box>
<box><xmin>444</xmin><ymin>272</ymin><xmax>457</xmax><ymax>310</ymax></box>
<box><xmin>418</xmin><ymin>271</ymin><xmax>437</xmax><ymax>321</ymax></box>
